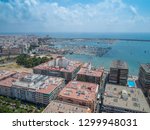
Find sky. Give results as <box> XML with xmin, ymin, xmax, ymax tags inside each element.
<box><xmin>0</xmin><ymin>0</ymin><xmax>150</xmax><ymax>33</ymax></box>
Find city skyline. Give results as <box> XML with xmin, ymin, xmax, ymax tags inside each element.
<box><xmin>0</xmin><ymin>0</ymin><xmax>150</xmax><ymax>33</ymax></box>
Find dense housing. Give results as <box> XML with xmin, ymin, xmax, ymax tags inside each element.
<box><xmin>33</xmin><ymin>56</ymin><xmax>82</xmax><ymax>82</ymax></box>
<box><xmin>12</xmin><ymin>74</ymin><xmax>65</xmax><ymax>105</ymax></box>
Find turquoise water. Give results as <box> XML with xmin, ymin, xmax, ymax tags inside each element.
<box><xmin>128</xmin><ymin>80</ymin><xmax>136</xmax><ymax>87</ymax></box>
<box><xmin>64</xmin><ymin>40</ymin><xmax>150</xmax><ymax>75</ymax></box>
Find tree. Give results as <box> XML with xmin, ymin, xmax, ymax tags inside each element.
<box><xmin>16</xmin><ymin>54</ymin><xmax>51</xmax><ymax>68</ymax></box>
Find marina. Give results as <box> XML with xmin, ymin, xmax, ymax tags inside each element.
<box><xmin>61</xmin><ymin>39</ymin><xmax>150</xmax><ymax>75</ymax></box>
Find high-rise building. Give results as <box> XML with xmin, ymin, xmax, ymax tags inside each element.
<box><xmin>138</xmin><ymin>64</ymin><xmax>150</xmax><ymax>95</ymax></box>
<box><xmin>148</xmin><ymin>89</ymin><xmax>150</xmax><ymax>105</ymax></box>
<box><xmin>109</xmin><ymin>60</ymin><xmax>128</xmax><ymax>86</ymax></box>
<box><xmin>77</xmin><ymin>66</ymin><xmax>103</xmax><ymax>84</ymax></box>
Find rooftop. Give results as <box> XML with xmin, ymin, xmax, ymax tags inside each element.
<box><xmin>12</xmin><ymin>72</ymin><xmax>29</xmax><ymax>80</ymax></box>
<box><xmin>103</xmin><ymin>84</ymin><xmax>150</xmax><ymax>112</ymax></box>
<box><xmin>111</xmin><ymin>60</ymin><xmax>128</xmax><ymax>70</ymax></box>
<box><xmin>37</xmin><ymin>77</ymin><xmax>64</xmax><ymax>94</ymax></box>
<box><xmin>77</xmin><ymin>68</ymin><xmax>103</xmax><ymax>77</ymax></box>
<box><xmin>0</xmin><ymin>77</ymin><xmax>16</xmax><ymax>87</ymax></box>
<box><xmin>141</xmin><ymin>64</ymin><xmax>150</xmax><ymax>73</ymax></box>
<box><xmin>58</xmin><ymin>81</ymin><xmax>99</xmax><ymax>103</ymax></box>
<box><xmin>13</xmin><ymin>73</ymin><xmax>64</xmax><ymax>94</ymax></box>
<box><xmin>34</xmin><ymin>57</ymin><xmax>82</xmax><ymax>73</ymax></box>
<box><xmin>0</xmin><ymin>72</ymin><xmax>29</xmax><ymax>88</ymax></box>
<box><xmin>0</xmin><ymin>70</ymin><xmax>16</xmax><ymax>81</ymax></box>
<box><xmin>43</xmin><ymin>100</ymin><xmax>92</xmax><ymax>113</ymax></box>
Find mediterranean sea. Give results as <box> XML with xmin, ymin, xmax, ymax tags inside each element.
<box><xmin>1</xmin><ymin>32</ymin><xmax>150</xmax><ymax>75</ymax></box>
<box><xmin>46</xmin><ymin>32</ymin><xmax>150</xmax><ymax>76</ymax></box>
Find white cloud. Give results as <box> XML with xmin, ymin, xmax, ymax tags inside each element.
<box><xmin>0</xmin><ymin>0</ymin><xmax>149</xmax><ymax>32</ymax></box>
<box><xmin>129</xmin><ymin>5</ymin><xmax>138</xmax><ymax>17</ymax></box>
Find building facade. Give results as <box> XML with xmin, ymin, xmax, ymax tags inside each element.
<box><xmin>33</xmin><ymin>56</ymin><xmax>82</xmax><ymax>82</ymax></box>
<box><xmin>138</xmin><ymin>64</ymin><xmax>150</xmax><ymax>96</ymax></box>
<box><xmin>12</xmin><ymin>74</ymin><xmax>65</xmax><ymax>105</ymax></box>
<box><xmin>109</xmin><ymin>60</ymin><xmax>128</xmax><ymax>86</ymax></box>
<box><xmin>77</xmin><ymin>67</ymin><xmax>103</xmax><ymax>84</ymax></box>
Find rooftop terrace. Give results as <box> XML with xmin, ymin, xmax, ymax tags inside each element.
<box><xmin>34</xmin><ymin>57</ymin><xmax>82</xmax><ymax>73</ymax></box>
<box><xmin>12</xmin><ymin>72</ymin><xmax>29</xmax><ymax>80</ymax></box>
<box><xmin>43</xmin><ymin>100</ymin><xmax>92</xmax><ymax>113</ymax></box>
<box><xmin>111</xmin><ymin>60</ymin><xmax>128</xmax><ymax>70</ymax></box>
<box><xmin>0</xmin><ymin>70</ymin><xmax>16</xmax><ymax>81</ymax></box>
<box><xmin>58</xmin><ymin>81</ymin><xmax>99</xmax><ymax>102</ymax></box>
<box><xmin>13</xmin><ymin>73</ymin><xmax>64</xmax><ymax>94</ymax></box>
<box><xmin>104</xmin><ymin>84</ymin><xmax>150</xmax><ymax>112</ymax></box>
<box><xmin>0</xmin><ymin>72</ymin><xmax>29</xmax><ymax>88</ymax></box>
<box><xmin>0</xmin><ymin>77</ymin><xmax>16</xmax><ymax>87</ymax></box>
<box><xmin>77</xmin><ymin>68</ymin><xmax>103</xmax><ymax>77</ymax></box>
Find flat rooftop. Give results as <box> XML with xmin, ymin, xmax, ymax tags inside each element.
<box><xmin>43</xmin><ymin>100</ymin><xmax>92</xmax><ymax>113</ymax></box>
<box><xmin>33</xmin><ymin>63</ymin><xmax>61</xmax><ymax>71</ymax></box>
<box><xmin>141</xmin><ymin>64</ymin><xmax>150</xmax><ymax>73</ymax></box>
<box><xmin>37</xmin><ymin>77</ymin><xmax>64</xmax><ymax>94</ymax></box>
<box><xmin>0</xmin><ymin>77</ymin><xmax>16</xmax><ymax>87</ymax></box>
<box><xmin>111</xmin><ymin>60</ymin><xmax>128</xmax><ymax>70</ymax></box>
<box><xmin>77</xmin><ymin>68</ymin><xmax>103</xmax><ymax>77</ymax></box>
<box><xmin>0</xmin><ymin>72</ymin><xmax>29</xmax><ymax>88</ymax></box>
<box><xmin>13</xmin><ymin>73</ymin><xmax>64</xmax><ymax>94</ymax></box>
<box><xmin>58</xmin><ymin>81</ymin><xmax>99</xmax><ymax>103</ymax></box>
<box><xmin>34</xmin><ymin>57</ymin><xmax>82</xmax><ymax>73</ymax></box>
<box><xmin>0</xmin><ymin>70</ymin><xmax>16</xmax><ymax>81</ymax></box>
<box><xmin>103</xmin><ymin>84</ymin><xmax>150</xmax><ymax>112</ymax></box>
<box><xmin>60</xmin><ymin>62</ymin><xmax>81</xmax><ymax>73</ymax></box>
<box><xmin>12</xmin><ymin>72</ymin><xmax>29</xmax><ymax>80</ymax></box>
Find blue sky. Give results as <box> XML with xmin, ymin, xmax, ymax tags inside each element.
<box><xmin>0</xmin><ymin>0</ymin><xmax>150</xmax><ymax>32</ymax></box>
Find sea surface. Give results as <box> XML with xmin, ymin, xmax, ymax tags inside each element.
<box><xmin>1</xmin><ymin>32</ymin><xmax>150</xmax><ymax>75</ymax></box>
<box><xmin>47</xmin><ymin>32</ymin><xmax>150</xmax><ymax>76</ymax></box>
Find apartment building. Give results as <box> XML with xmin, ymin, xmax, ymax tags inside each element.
<box><xmin>109</xmin><ymin>60</ymin><xmax>128</xmax><ymax>86</ymax></box>
<box><xmin>43</xmin><ymin>100</ymin><xmax>92</xmax><ymax>113</ymax></box>
<box><xmin>33</xmin><ymin>56</ymin><xmax>82</xmax><ymax>82</ymax></box>
<box><xmin>138</xmin><ymin>64</ymin><xmax>150</xmax><ymax>95</ymax></box>
<box><xmin>102</xmin><ymin>84</ymin><xmax>150</xmax><ymax>113</ymax></box>
<box><xmin>77</xmin><ymin>67</ymin><xmax>103</xmax><ymax>84</ymax></box>
<box><xmin>58</xmin><ymin>81</ymin><xmax>99</xmax><ymax>112</ymax></box>
<box><xmin>11</xmin><ymin>74</ymin><xmax>65</xmax><ymax>105</ymax></box>
<box><xmin>0</xmin><ymin>71</ymin><xmax>28</xmax><ymax>97</ymax></box>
